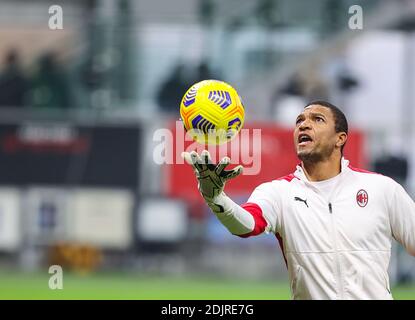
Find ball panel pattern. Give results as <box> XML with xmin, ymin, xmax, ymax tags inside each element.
<box><xmin>191</xmin><ymin>114</ymin><xmax>216</xmax><ymax>133</ymax></box>
<box><xmin>182</xmin><ymin>86</ymin><xmax>197</xmax><ymax>107</ymax></box>
<box><xmin>179</xmin><ymin>80</ymin><xmax>245</xmax><ymax>145</ymax></box>
<box><xmin>207</xmin><ymin>90</ymin><xmax>232</xmax><ymax>109</ymax></box>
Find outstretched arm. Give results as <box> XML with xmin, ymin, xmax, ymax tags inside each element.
<box><xmin>182</xmin><ymin>150</ymin><xmax>256</xmax><ymax>235</ymax></box>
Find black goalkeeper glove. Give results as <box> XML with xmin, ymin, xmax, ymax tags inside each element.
<box><xmin>182</xmin><ymin>150</ymin><xmax>243</xmax><ymax>204</ymax></box>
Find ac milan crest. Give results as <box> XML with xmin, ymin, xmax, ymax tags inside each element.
<box><xmin>356</xmin><ymin>189</ymin><xmax>369</xmax><ymax>207</ymax></box>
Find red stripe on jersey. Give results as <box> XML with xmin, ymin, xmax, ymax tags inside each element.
<box><xmin>237</xmin><ymin>202</ymin><xmax>267</xmax><ymax>238</ymax></box>
<box><xmin>348</xmin><ymin>165</ymin><xmax>379</xmax><ymax>175</ymax></box>
<box><xmin>275</xmin><ymin>233</ymin><xmax>288</xmax><ymax>268</ymax></box>
<box><xmin>276</xmin><ymin>173</ymin><xmax>297</xmax><ymax>182</ymax></box>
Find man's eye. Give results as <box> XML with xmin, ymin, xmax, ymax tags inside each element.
<box><xmin>296</xmin><ymin>118</ymin><xmax>302</xmax><ymax>125</ymax></box>
<box><xmin>316</xmin><ymin>117</ymin><xmax>324</xmax><ymax>122</ymax></box>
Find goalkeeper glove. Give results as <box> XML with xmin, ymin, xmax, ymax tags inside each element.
<box><xmin>181</xmin><ymin>150</ymin><xmax>243</xmax><ymax>206</ymax></box>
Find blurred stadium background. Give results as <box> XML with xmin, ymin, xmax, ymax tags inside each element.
<box><xmin>0</xmin><ymin>0</ymin><xmax>414</xmax><ymax>299</ymax></box>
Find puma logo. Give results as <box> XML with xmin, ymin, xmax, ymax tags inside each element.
<box><xmin>294</xmin><ymin>196</ymin><xmax>309</xmax><ymax>208</ymax></box>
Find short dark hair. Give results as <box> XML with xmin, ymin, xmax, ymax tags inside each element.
<box><xmin>305</xmin><ymin>100</ymin><xmax>348</xmax><ymax>153</ymax></box>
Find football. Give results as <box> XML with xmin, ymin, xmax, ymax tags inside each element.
<box><xmin>180</xmin><ymin>80</ymin><xmax>245</xmax><ymax>145</ymax></box>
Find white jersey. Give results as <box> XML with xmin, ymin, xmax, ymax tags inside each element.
<box><xmin>239</xmin><ymin>158</ymin><xmax>415</xmax><ymax>300</ymax></box>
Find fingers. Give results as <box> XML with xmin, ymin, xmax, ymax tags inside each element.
<box><xmin>222</xmin><ymin>165</ymin><xmax>243</xmax><ymax>181</ymax></box>
<box><xmin>215</xmin><ymin>156</ymin><xmax>230</xmax><ymax>175</ymax></box>
<box><xmin>181</xmin><ymin>151</ymin><xmax>203</xmax><ymax>172</ymax></box>
<box><xmin>190</xmin><ymin>151</ymin><xmax>204</xmax><ymax>171</ymax></box>
<box><xmin>183</xmin><ymin>150</ymin><xmax>212</xmax><ymax>172</ymax></box>
<box><xmin>182</xmin><ymin>151</ymin><xmax>242</xmax><ymax>179</ymax></box>
<box><xmin>201</xmin><ymin>150</ymin><xmax>217</xmax><ymax>171</ymax></box>
<box><xmin>181</xmin><ymin>151</ymin><xmax>193</xmax><ymax>165</ymax></box>
<box><xmin>201</xmin><ymin>150</ymin><xmax>212</xmax><ymax>165</ymax></box>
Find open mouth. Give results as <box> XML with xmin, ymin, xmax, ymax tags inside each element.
<box><xmin>298</xmin><ymin>133</ymin><xmax>313</xmax><ymax>146</ymax></box>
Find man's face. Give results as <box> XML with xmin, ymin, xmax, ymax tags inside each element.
<box><xmin>293</xmin><ymin>105</ymin><xmax>340</xmax><ymax>162</ymax></box>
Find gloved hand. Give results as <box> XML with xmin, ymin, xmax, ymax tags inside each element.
<box><xmin>181</xmin><ymin>150</ymin><xmax>243</xmax><ymax>203</ymax></box>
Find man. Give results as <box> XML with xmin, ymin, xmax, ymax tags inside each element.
<box><xmin>0</xmin><ymin>49</ymin><xmax>28</xmax><ymax>107</ymax></box>
<box><xmin>182</xmin><ymin>101</ymin><xmax>415</xmax><ymax>300</ymax></box>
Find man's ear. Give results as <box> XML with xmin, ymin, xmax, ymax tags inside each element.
<box><xmin>336</xmin><ymin>132</ymin><xmax>348</xmax><ymax>149</ymax></box>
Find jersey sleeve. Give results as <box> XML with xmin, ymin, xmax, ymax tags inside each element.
<box><xmin>243</xmin><ymin>181</ymin><xmax>283</xmax><ymax>235</ymax></box>
<box><xmin>388</xmin><ymin>181</ymin><xmax>415</xmax><ymax>256</ymax></box>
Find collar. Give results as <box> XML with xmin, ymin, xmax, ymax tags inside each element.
<box><xmin>294</xmin><ymin>157</ymin><xmax>350</xmax><ymax>182</ymax></box>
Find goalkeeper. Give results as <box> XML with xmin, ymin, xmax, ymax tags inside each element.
<box><xmin>182</xmin><ymin>101</ymin><xmax>415</xmax><ymax>300</ymax></box>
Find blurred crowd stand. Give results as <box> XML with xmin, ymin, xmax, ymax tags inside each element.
<box><xmin>0</xmin><ymin>49</ymin><xmax>74</xmax><ymax>110</ymax></box>
<box><xmin>28</xmin><ymin>52</ymin><xmax>72</xmax><ymax>109</ymax></box>
<box><xmin>0</xmin><ymin>49</ymin><xmax>29</xmax><ymax>108</ymax></box>
<box><xmin>156</xmin><ymin>61</ymin><xmax>219</xmax><ymax>114</ymax></box>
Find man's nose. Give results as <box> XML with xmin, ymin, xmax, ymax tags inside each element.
<box><xmin>299</xmin><ymin>118</ymin><xmax>311</xmax><ymax>130</ymax></box>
